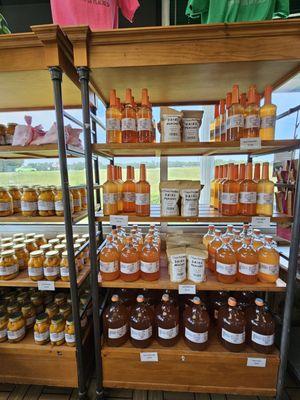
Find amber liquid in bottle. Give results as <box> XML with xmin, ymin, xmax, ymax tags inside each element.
<box><xmin>222</xmin><ymin>224</ymin><xmax>234</xmax><ymax>242</ymax></box>
<box><xmin>214</xmin><ymin>164</ymin><xmax>223</xmax><ymax>209</ymax></box>
<box><xmin>135</xmin><ymin>164</ymin><xmax>150</xmax><ymax>217</ymax></box>
<box><xmin>214</xmin><ymin>104</ymin><xmax>221</xmax><ymax>142</ymax></box>
<box><xmin>99</xmin><ymin>235</ymin><xmax>120</xmax><ymax>281</ymax></box>
<box><xmin>122</xmin><ymin>88</ymin><xmax>137</xmax><ymax>143</ymax></box>
<box><xmin>140</xmin><ymin>237</ymin><xmax>159</xmax><ymax>281</ymax></box>
<box><xmin>220</xmin><ymin>99</ymin><xmax>226</xmax><ymax>142</ymax></box>
<box><xmin>113</xmin><ymin>166</ymin><xmax>123</xmax><ymax>213</ymax></box>
<box><xmin>239</xmin><ymin>163</ymin><xmax>257</xmax><ymax>216</ymax></box>
<box><xmin>258</xmin><ymin>236</ymin><xmax>279</xmax><ymax>283</ymax></box>
<box><xmin>221</xmin><ymin>163</ymin><xmax>239</xmax><ymax>216</ymax></box>
<box><xmin>252</xmin><ymin>228</ymin><xmax>264</xmax><ymax>250</ymax></box>
<box><xmin>237</xmin><ymin>237</ymin><xmax>258</xmax><ymax>284</ymax></box>
<box><xmin>208</xmin><ymin>229</ymin><xmax>222</xmax><ymax>272</ymax></box>
<box><xmin>103</xmin><ymin>165</ymin><xmax>118</xmax><ymax>216</ymax></box>
<box><xmin>259</xmin><ymin>85</ymin><xmax>277</xmax><ymax>140</ymax></box>
<box><xmin>120</xmin><ymin>236</ymin><xmax>140</xmax><ymax>282</ymax></box>
<box><xmin>225</xmin><ymin>92</ymin><xmax>232</xmax><ymax>141</ymax></box>
<box><xmin>228</xmin><ymin>85</ymin><xmax>244</xmax><ymax>141</ymax></box>
<box><xmin>203</xmin><ymin>225</ymin><xmax>215</xmax><ymax>249</ymax></box>
<box><xmin>103</xmin><ymin>294</ymin><xmax>129</xmax><ymax>346</ymax></box>
<box><xmin>249</xmin><ymin>298</ymin><xmax>275</xmax><ymax>354</ymax></box>
<box><xmin>210</xmin><ymin>166</ymin><xmax>219</xmax><ymax>208</ymax></box>
<box><xmin>137</xmin><ymin>88</ymin><xmax>153</xmax><ymax>143</ymax></box>
<box><xmin>216</xmin><ymin>236</ymin><xmax>237</xmax><ymax>284</ymax></box>
<box><xmin>256</xmin><ymin>162</ymin><xmax>274</xmax><ymax>217</ymax></box>
<box><xmin>106</xmin><ymin>89</ymin><xmax>122</xmax><ymax>144</ymax></box>
<box><xmin>244</xmin><ymin>85</ymin><xmax>260</xmax><ymax>138</ymax></box>
<box><xmin>123</xmin><ymin>166</ymin><xmax>136</xmax><ymax>213</ymax></box>
<box><xmin>254</xmin><ymin>163</ymin><xmax>261</xmax><ymax>183</ymax></box>
<box><xmin>218</xmin><ymin>164</ymin><xmax>228</xmax><ymax>211</ymax></box>
<box><xmin>156</xmin><ymin>293</ymin><xmax>179</xmax><ymax>347</ymax></box>
<box><xmin>231</xmin><ymin>229</ymin><xmax>242</xmax><ymax>252</ymax></box>
<box><xmin>130</xmin><ymin>295</ymin><xmax>154</xmax><ymax>348</ymax></box>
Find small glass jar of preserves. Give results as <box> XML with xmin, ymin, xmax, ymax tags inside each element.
<box><xmin>21</xmin><ymin>188</ymin><xmax>38</xmax><ymax>217</ymax></box>
<box><xmin>34</xmin><ymin>234</ymin><xmax>47</xmax><ymax>248</ymax></box>
<box><xmin>54</xmin><ymin>292</ymin><xmax>67</xmax><ymax>307</ymax></box>
<box><xmin>0</xmin><ymin>250</ymin><xmax>19</xmax><ymax>280</ymax></box>
<box><xmin>0</xmin><ymin>311</ymin><xmax>8</xmax><ymax>342</ymax></box>
<box><xmin>8</xmin><ymin>186</ymin><xmax>21</xmax><ymax>213</ymax></box>
<box><xmin>56</xmin><ymin>234</ymin><xmax>66</xmax><ymax>242</ymax></box>
<box><xmin>48</xmin><ymin>238</ymin><xmax>59</xmax><ymax>247</ymax></box>
<box><xmin>60</xmin><ymin>251</ymin><xmax>70</xmax><ymax>282</ymax></box>
<box><xmin>34</xmin><ymin>313</ymin><xmax>50</xmax><ymax>345</ymax></box>
<box><xmin>4</xmin><ymin>291</ymin><xmax>15</xmax><ymax>304</ymax></box>
<box><xmin>24</xmin><ymin>238</ymin><xmax>38</xmax><ymax>254</ymax></box>
<box><xmin>50</xmin><ymin>314</ymin><xmax>65</xmax><ymax>346</ymax></box>
<box><xmin>7</xmin><ymin>301</ymin><xmax>21</xmax><ymax>315</ymax></box>
<box><xmin>7</xmin><ymin>311</ymin><xmax>26</xmax><ymax>343</ymax></box>
<box><xmin>25</xmin><ymin>233</ymin><xmax>36</xmax><ymax>240</ymax></box>
<box><xmin>59</xmin><ymin>303</ymin><xmax>72</xmax><ymax>320</ymax></box>
<box><xmin>0</xmin><ymin>124</ymin><xmax>6</xmax><ymax>145</ymax></box>
<box><xmin>44</xmin><ymin>250</ymin><xmax>60</xmax><ymax>281</ymax></box>
<box><xmin>38</xmin><ymin>188</ymin><xmax>55</xmax><ymax>217</ymax></box>
<box><xmin>13</xmin><ymin>244</ymin><xmax>29</xmax><ymax>271</ymax></box>
<box><xmin>40</xmin><ymin>243</ymin><xmax>52</xmax><ymax>254</ymax></box>
<box><xmin>30</xmin><ymin>292</ymin><xmax>44</xmax><ymax>314</ymax></box>
<box><xmin>65</xmin><ymin>316</ymin><xmax>75</xmax><ymax>347</ymax></box>
<box><xmin>71</xmin><ymin>188</ymin><xmax>81</xmax><ymax>213</ymax></box>
<box><xmin>28</xmin><ymin>250</ymin><xmax>44</xmax><ymax>281</ymax></box>
<box><xmin>74</xmin><ymin>243</ymin><xmax>83</xmax><ymax>272</ymax></box>
<box><xmin>78</xmin><ymin>187</ymin><xmax>87</xmax><ymax>210</ymax></box>
<box><xmin>21</xmin><ymin>302</ymin><xmax>36</xmax><ymax>329</ymax></box>
<box><xmin>6</xmin><ymin>123</ymin><xmax>17</xmax><ymax>144</ymax></box>
<box><xmin>54</xmin><ymin>188</ymin><xmax>74</xmax><ymax>216</ymax></box>
<box><xmin>13</xmin><ymin>238</ymin><xmax>24</xmax><ymax>245</ymax></box>
<box><xmin>43</xmin><ymin>291</ymin><xmax>54</xmax><ymax>306</ymax></box>
<box><xmin>54</xmin><ymin>244</ymin><xmax>65</xmax><ymax>257</ymax></box>
<box><xmin>16</xmin><ymin>292</ymin><xmax>29</xmax><ymax>305</ymax></box>
<box><xmin>1</xmin><ymin>237</ymin><xmax>13</xmax><ymax>245</ymax></box>
<box><xmin>45</xmin><ymin>302</ymin><xmax>59</xmax><ymax>319</ymax></box>
<box><xmin>0</xmin><ymin>187</ymin><xmax>13</xmax><ymax>216</ymax></box>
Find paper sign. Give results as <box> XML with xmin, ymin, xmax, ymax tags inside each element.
<box><xmin>38</xmin><ymin>281</ymin><xmax>55</xmax><ymax>291</ymax></box>
<box><xmin>251</xmin><ymin>216</ymin><xmax>271</xmax><ymax>228</ymax></box>
<box><xmin>140</xmin><ymin>352</ymin><xmax>158</xmax><ymax>362</ymax></box>
<box><xmin>276</xmin><ymin>278</ymin><xmax>286</xmax><ymax>288</ymax></box>
<box><xmin>240</xmin><ymin>138</ymin><xmax>261</xmax><ymax>150</ymax></box>
<box><xmin>178</xmin><ymin>285</ymin><xmax>196</xmax><ymax>295</ymax></box>
<box><xmin>109</xmin><ymin>215</ymin><xmax>128</xmax><ymax>227</ymax></box>
<box><xmin>247</xmin><ymin>358</ymin><xmax>266</xmax><ymax>368</ymax></box>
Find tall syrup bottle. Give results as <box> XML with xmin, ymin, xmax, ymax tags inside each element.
<box><xmin>123</xmin><ymin>166</ymin><xmax>136</xmax><ymax>213</ymax></box>
<box><xmin>259</xmin><ymin>86</ymin><xmax>277</xmax><ymax>140</ymax></box>
<box><xmin>103</xmin><ymin>165</ymin><xmax>118</xmax><ymax>216</ymax></box>
<box><xmin>221</xmin><ymin>163</ymin><xmax>239</xmax><ymax>216</ymax></box>
<box><xmin>156</xmin><ymin>293</ymin><xmax>179</xmax><ymax>347</ymax></box>
<box><xmin>114</xmin><ymin>166</ymin><xmax>123</xmax><ymax>213</ymax></box>
<box><xmin>244</xmin><ymin>85</ymin><xmax>260</xmax><ymax>138</ymax></box>
<box><xmin>254</xmin><ymin>163</ymin><xmax>261</xmax><ymax>183</ymax></box>
<box><xmin>106</xmin><ymin>89</ymin><xmax>122</xmax><ymax>143</ymax></box>
<box><xmin>137</xmin><ymin>88</ymin><xmax>153</xmax><ymax>143</ymax></box>
<box><xmin>130</xmin><ymin>295</ymin><xmax>154</xmax><ymax>348</ymax></box>
<box><xmin>220</xmin><ymin>99</ymin><xmax>226</xmax><ymax>141</ymax></box>
<box><xmin>122</xmin><ymin>88</ymin><xmax>137</xmax><ymax>143</ymax></box>
<box><xmin>210</xmin><ymin>165</ymin><xmax>219</xmax><ymax>208</ymax></box>
<box><xmin>103</xmin><ymin>294</ymin><xmax>129</xmax><ymax>346</ymax></box>
<box><xmin>239</xmin><ymin>163</ymin><xmax>257</xmax><ymax>216</ymax></box>
<box><xmin>256</xmin><ymin>162</ymin><xmax>274</xmax><ymax>216</ymax></box>
<box><xmin>225</xmin><ymin>92</ymin><xmax>232</xmax><ymax>140</ymax></box>
<box><xmin>218</xmin><ymin>163</ymin><xmax>228</xmax><ymax>211</ymax></box>
<box><xmin>214</xmin><ymin>103</ymin><xmax>221</xmax><ymax>142</ymax></box>
<box><xmin>214</xmin><ymin>164</ymin><xmax>223</xmax><ymax>209</ymax></box>
<box><xmin>228</xmin><ymin>85</ymin><xmax>244</xmax><ymax>141</ymax></box>
<box><xmin>135</xmin><ymin>164</ymin><xmax>150</xmax><ymax>217</ymax></box>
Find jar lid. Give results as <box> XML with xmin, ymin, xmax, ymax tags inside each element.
<box><xmin>73</xmin><ymin>234</ymin><xmax>80</xmax><ymax>239</ymax></box>
<box><xmin>25</xmin><ymin>233</ymin><xmax>36</xmax><ymax>239</ymax></box>
<box><xmin>9</xmin><ymin>311</ymin><xmax>23</xmax><ymax>322</ymax></box>
<box><xmin>75</xmin><ymin>238</ymin><xmax>86</xmax><ymax>245</ymax></box>
<box><xmin>13</xmin><ymin>238</ymin><xmax>24</xmax><ymax>244</ymax></box>
<box><xmin>13</xmin><ymin>233</ymin><xmax>24</xmax><ymax>239</ymax></box>
<box><xmin>46</xmin><ymin>302</ymin><xmax>58</xmax><ymax>311</ymax></box>
<box><xmin>39</xmin><ymin>187</ymin><xmax>52</xmax><ymax>192</ymax></box>
<box><xmin>0</xmin><ymin>187</ymin><xmax>8</xmax><ymax>192</ymax></box>
<box><xmin>56</xmin><ymin>234</ymin><xmax>66</xmax><ymax>240</ymax></box>
<box><xmin>82</xmin><ymin>234</ymin><xmax>89</xmax><ymax>240</ymax></box>
<box><xmin>66</xmin><ymin>315</ymin><xmax>74</xmax><ymax>325</ymax></box>
<box><xmin>1</xmin><ymin>242</ymin><xmax>13</xmax><ymax>249</ymax></box>
<box><xmin>111</xmin><ymin>294</ymin><xmax>119</xmax><ymax>303</ymax></box>
<box><xmin>34</xmin><ymin>234</ymin><xmax>45</xmax><ymax>239</ymax></box>
<box><xmin>49</xmin><ymin>239</ymin><xmax>59</xmax><ymax>245</ymax></box>
<box><xmin>21</xmin><ymin>301</ymin><xmax>34</xmax><ymax>312</ymax></box>
<box><xmin>45</xmin><ymin>250</ymin><xmax>59</xmax><ymax>258</ymax></box>
<box><xmin>62</xmin><ymin>251</ymin><xmax>68</xmax><ymax>257</ymax></box>
<box><xmin>255</xmin><ymin>298</ymin><xmax>264</xmax><ymax>307</ymax></box>
<box><xmin>30</xmin><ymin>250</ymin><xmax>44</xmax><ymax>257</ymax></box>
<box><xmin>0</xmin><ymin>311</ymin><xmax>7</xmax><ymax>321</ymax></box>
<box><xmin>74</xmin><ymin>243</ymin><xmax>80</xmax><ymax>250</ymax></box>
<box><xmin>51</xmin><ymin>314</ymin><xmax>63</xmax><ymax>324</ymax></box>
<box><xmin>1</xmin><ymin>249</ymin><xmax>15</xmax><ymax>256</ymax></box>
<box><xmin>36</xmin><ymin>312</ymin><xmax>49</xmax><ymax>323</ymax></box>
<box><xmin>24</xmin><ymin>239</ymin><xmax>35</xmax><ymax>244</ymax></box>
<box><xmin>23</xmin><ymin>187</ymin><xmax>36</xmax><ymax>192</ymax></box>
<box><xmin>228</xmin><ymin>297</ymin><xmax>237</xmax><ymax>307</ymax></box>
<box><xmin>30</xmin><ymin>292</ymin><xmax>42</xmax><ymax>301</ymax></box>
<box><xmin>54</xmin><ymin>244</ymin><xmax>65</xmax><ymax>251</ymax></box>
<box><xmin>59</xmin><ymin>304</ymin><xmax>71</xmax><ymax>312</ymax></box>
<box><xmin>13</xmin><ymin>243</ymin><xmax>26</xmax><ymax>250</ymax></box>
<box><xmin>1</xmin><ymin>237</ymin><xmax>13</xmax><ymax>243</ymax></box>
<box><xmin>40</xmin><ymin>244</ymin><xmax>52</xmax><ymax>250</ymax></box>
<box><xmin>8</xmin><ymin>186</ymin><xmax>19</xmax><ymax>191</ymax></box>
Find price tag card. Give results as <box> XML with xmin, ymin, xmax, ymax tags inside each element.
<box><xmin>240</xmin><ymin>137</ymin><xmax>261</xmax><ymax>150</ymax></box>
<box><xmin>109</xmin><ymin>215</ymin><xmax>128</xmax><ymax>227</ymax></box>
<box><xmin>140</xmin><ymin>352</ymin><xmax>159</xmax><ymax>362</ymax></box>
<box><xmin>247</xmin><ymin>357</ymin><xmax>266</xmax><ymax>368</ymax></box>
<box><xmin>38</xmin><ymin>281</ymin><xmax>55</xmax><ymax>291</ymax></box>
<box><xmin>251</xmin><ymin>216</ymin><xmax>271</xmax><ymax>228</ymax></box>
<box><xmin>178</xmin><ymin>285</ymin><xmax>196</xmax><ymax>295</ymax></box>
<box><xmin>276</xmin><ymin>278</ymin><xmax>286</xmax><ymax>288</ymax></box>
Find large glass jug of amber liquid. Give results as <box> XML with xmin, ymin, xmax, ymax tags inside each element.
<box><xmin>183</xmin><ymin>297</ymin><xmax>210</xmax><ymax>351</ymax></box>
<box><xmin>120</xmin><ymin>236</ymin><xmax>140</xmax><ymax>282</ymax></box>
<box><xmin>208</xmin><ymin>229</ymin><xmax>222</xmax><ymax>272</ymax></box>
<box><xmin>103</xmin><ymin>294</ymin><xmax>129</xmax><ymax>347</ymax></box>
<box><xmin>258</xmin><ymin>236</ymin><xmax>279</xmax><ymax>283</ymax></box>
<box><xmin>140</xmin><ymin>237</ymin><xmax>159</xmax><ymax>281</ymax></box>
<box><xmin>130</xmin><ymin>295</ymin><xmax>154</xmax><ymax>348</ymax></box>
<box><xmin>237</xmin><ymin>237</ymin><xmax>258</xmax><ymax>284</ymax></box>
<box><xmin>156</xmin><ymin>294</ymin><xmax>179</xmax><ymax>347</ymax></box>
<box><xmin>216</xmin><ymin>236</ymin><xmax>237</xmax><ymax>284</ymax></box>
<box><xmin>99</xmin><ymin>235</ymin><xmax>120</xmax><ymax>281</ymax></box>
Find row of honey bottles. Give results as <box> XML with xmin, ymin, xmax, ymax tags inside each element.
<box><xmin>204</xmin><ymin>224</ymin><xmax>279</xmax><ymax>284</ymax></box>
<box><xmin>106</xmin><ymin>88</ymin><xmax>155</xmax><ymax>144</ymax></box>
<box><xmin>99</xmin><ymin>226</ymin><xmax>160</xmax><ymax>282</ymax></box>
<box><xmin>210</xmin><ymin>162</ymin><xmax>274</xmax><ymax>216</ymax></box>
<box><xmin>210</xmin><ymin>84</ymin><xmax>276</xmax><ymax>142</ymax></box>
<box><xmin>103</xmin><ymin>292</ymin><xmax>275</xmax><ymax>354</ymax></box>
<box><xmin>103</xmin><ymin>164</ymin><xmax>150</xmax><ymax>216</ymax></box>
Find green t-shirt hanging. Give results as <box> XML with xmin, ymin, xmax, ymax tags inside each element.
<box><xmin>0</xmin><ymin>13</ymin><xmax>10</xmax><ymax>34</ymax></box>
<box><xmin>186</xmin><ymin>0</ymin><xmax>290</xmax><ymax>23</ymax></box>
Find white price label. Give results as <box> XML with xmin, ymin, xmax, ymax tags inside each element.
<box><xmin>247</xmin><ymin>357</ymin><xmax>267</xmax><ymax>368</ymax></box>
<box><xmin>240</xmin><ymin>137</ymin><xmax>261</xmax><ymax>150</ymax></box>
<box><xmin>251</xmin><ymin>216</ymin><xmax>271</xmax><ymax>228</ymax></box>
<box><xmin>178</xmin><ymin>284</ymin><xmax>196</xmax><ymax>295</ymax></box>
<box><xmin>109</xmin><ymin>215</ymin><xmax>128</xmax><ymax>227</ymax></box>
<box><xmin>38</xmin><ymin>281</ymin><xmax>55</xmax><ymax>291</ymax></box>
<box><xmin>140</xmin><ymin>352</ymin><xmax>158</xmax><ymax>362</ymax></box>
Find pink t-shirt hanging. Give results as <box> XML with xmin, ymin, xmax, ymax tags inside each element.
<box><xmin>50</xmin><ymin>0</ymin><xmax>140</xmax><ymax>30</ymax></box>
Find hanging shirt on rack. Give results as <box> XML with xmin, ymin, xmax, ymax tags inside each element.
<box><xmin>50</xmin><ymin>0</ymin><xmax>140</xmax><ymax>30</ymax></box>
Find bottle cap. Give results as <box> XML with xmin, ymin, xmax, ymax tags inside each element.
<box><xmin>215</xmin><ymin>229</ymin><xmax>221</xmax><ymax>236</ymax></box>
<box><xmin>192</xmin><ymin>296</ymin><xmax>201</xmax><ymax>305</ymax></box>
<box><xmin>255</xmin><ymin>298</ymin><xmax>264</xmax><ymax>307</ymax></box>
<box><xmin>162</xmin><ymin>294</ymin><xmax>169</xmax><ymax>302</ymax></box>
<box><xmin>208</xmin><ymin>224</ymin><xmax>214</xmax><ymax>230</ymax></box>
<box><xmin>228</xmin><ymin>297</ymin><xmax>237</xmax><ymax>307</ymax></box>
<box><xmin>265</xmin><ymin>235</ymin><xmax>273</xmax><ymax>243</ymax></box>
<box><xmin>111</xmin><ymin>294</ymin><xmax>119</xmax><ymax>302</ymax></box>
<box><xmin>253</xmin><ymin>228</ymin><xmax>261</xmax><ymax>235</ymax></box>
<box><xmin>137</xmin><ymin>295</ymin><xmax>144</xmax><ymax>303</ymax></box>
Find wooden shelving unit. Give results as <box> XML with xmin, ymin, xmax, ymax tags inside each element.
<box><xmin>0</xmin><ymin>209</ymin><xmax>88</xmax><ymax>224</ymax></box>
<box><xmin>0</xmin><ymin>144</ymin><xmax>84</xmax><ymax>159</ymax></box>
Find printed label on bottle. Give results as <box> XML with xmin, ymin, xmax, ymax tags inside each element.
<box><xmin>239</xmin><ymin>262</ymin><xmax>259</xmax><ymax>276</ymax></box>
<box><xmin>0</xmin><ymin>202</ymin><xmax>11</xmax><ymax>211</ymax></box>
<box><xmin>38</xmin><ymin>200</ymin><xmax>54</xmax><ymax>211</ymax></box>
<box><xmin>0</xmin><ymin>328</ymin><xmax>7</xmax><ymax>339</ymax></box>
<box><xmin>6</xmin><ymin>135</ymin><xmax>13</xmax><ymax>144</ymax></box>
<box><xmin>261</xmin><ymin>115</ymin><xmax>276</xmax><ymax>129</ymax></box>
<box><xmin>34</xmin><ymin>330</ymin><xmax>50</xmax><ymax>342</ymax></box>
<box><xmin>259</xmin><ymin>263</ymin><xmax>279</xmax><ymax>276</ymax></box>
<box><xmin>161</xmin><ymin>189</ymin><xmax>180</xmax><ymax>216</ymax></box>
<box><xmin>141</xmin><ymin>260</ymin><xmax>159</xmax><ymax>274</ymax></box>
<box><xmin>240</xmin><ymin>191</ymin><xmax>257</xmax><ymax>204</ymax></box>
<box><xmin>106</xmin><ymin>118</ymin><xmax>120</xmax><ymax>131</ymax></box>
<box><xmin>18</xmin><ymin>259</ymin><xmax>25</xmax><ymax>267</ymax></box>
<box><xmin>103</xmin><ymin>193</ymin><xmax>118</xmax><ymax>205</ymax></box>
<box><xmin>73</xmin><ymin>198</ymin><xmax>81</xmax><ymax>207</ymax></box>
<box><xmin>55</xmin><ymin>200</ymin><xmax>64</xmax><ymax>211</ymax></box>
<box><xmin>21</xmin><ymin>201</ymin><xmax>37</xmax><ymax>211</ymax></box>
<box><xmin>214</xmin><ymin>125</ymin><xmax>220</xmax><ymax>138</ymax></box>
<box><xmin>26</xmin><ymin>316</ymin><xmax>36</xmax><ymax>327</ymax></box>
<box><xmin>221</xmin><ymin>192</ymin><xmax>239</xmax><ymax>205</ymax></box>
<box><xmin>60</xmin><ymin>267</ymin><xmax>69</xmax><ymax>277</ymax></box>
<box><xmin>7</xmin><ymin>326</ymin><xmax>25</xmax><ymax>340</ymax></box>
<box><xmin>100</xmin><ymin>260</ymin><xmax>118</xmax><ymax>273</ymax></box>
<box><xmin>229</xmin><ymin>114</ymin><xmax>244</xmax><ymax>129</ymax></box>
<box><xmin>222</xmin><ymin>328</ymin><xmax>245</xmax><ymax>344</ymax></box>
<box><xmin>181</xmin><ymin>189</ymin><xmax>199</xmax><ymax>217</ymax></box>
<box><xmin>50</xmin><ymin>331</ymin><xmax>65</xmax><ymax>342</ymax></box>
<box><xmin>185</xmin><ymin>327</ymin><xmax>208</xmax><ymax>344</ymax></box>
<box><xmin>257</xmin><ymin>193</ymin><xmax>273</xmax><ymax>205</ymax></box>
<box><xmin>123</xmin><ymin>192</ymin><xmax>135</xmax><ymax>202</ymax></box>
<box><xmin>0</xmin><ymin>264</ymin><xmax>18</xmax><ymax>276</ymax></box>
<box><xmin>162</xmin><ymin>115</ymin><xmax>181</xmax><ymax>142</ymax></box>
<box><xmin>117</xmin><ymin>192</ymin><xmax>122</xmax><ymax>201</ymax></box>
<box><xmin>108</xmin><ymin>324</ymin><xmax>127</xmax><ymax>339</ymax></box>
<box><xmin>182</xmin><ymin>118</ymin><xmax>199</xmax><ymax>142</ymax></box>
<box><xmin>170</xmin><ymin>254</ymin><xmax>186</xmax><ymax>282</ymax></box>
<box><xmin>216</xmin><ymin>261</ymin><xmax>237</xmax><ymax>276</ymax></box>
<box><xmin>81</xmin><ymin>196</ymin><xmax>87</xmax><ymax>205</ymax></box>
<box><xmin>130</xmin><ymin>326</ymin><xmax>152</xmax><ymax>341</ymax></box>
<box><xmin>137</xmin><ymin>118</ymin><xmax>152</xmax><ymax>131</ymax></box>
<box><xmin>158</xmin><ymin>325</ymin><xmax>179</xmax><ymax>340</ymax></box>
<box><xmin>187</xmin><ymin>255</ymin><xmax>205</xmax><ymax>283</ymax></box>
<box><xmin>65</xmin><ymin>333</ymin><xmax>75</xmax><ymax>343</ymax></box>
<box><xmin>122</xmin><ymin>118</ymin><xmax>136</xmax><ymax>131</ymax></box>
<box><xmin>251</xmin><ymin>331</ymin><xmax>274</xmax><ymax>346</ymax></box>
<box><xmin>120</xmin><ymin>261</ymin><xmax>139</xmax><ymax>274</ymax></box>
<box><xmin>44</xmin><ymin>266</ymin><xmax>59</xmax><ymax>277</ymax></box>
<box><xmin>135</xmin><ymin>193</ymin><xmax>150</xmax><ymax>206</ymax></box>
<box><xmin>13</xmin><ymin>200</ymin><xmax>21</xmax><ymax>209</ymax></box>
<box><xmin>28</xmin><ymin>267</ymin><xmax>43</xmax><ymax>277</ymax></box>
<box><xmin>245</xmin><ymin>115</ymin><xmax>260</xmax><ymax>129</ymax></box>
<box><xmin>221</xmin><ymin>122</ymin><xmax>226</xmax><ymax>135</ymax></box>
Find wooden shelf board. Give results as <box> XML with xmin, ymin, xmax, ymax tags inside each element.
<box><xmin>0</xmin><ymin>208</ymin><xmax>88</xmax><ymax>224</ymax></box>
<box><xmin>0</xmin><ymin>265</ymin><xmax>90</xmax><ymax>288</ymax></box>
<box><xmin>95</xmin><ymin>205</ymin><xmax>292</xmax><ymax>224</ymax></box>
<box><xmin>0</xmin><ymin>144</ymin><xmax>84</xmax><ymax>159</ymax></box>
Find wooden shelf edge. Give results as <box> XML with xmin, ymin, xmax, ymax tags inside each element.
<box><xmin>0</xmin><ymin>209</ymin><xmax>87</xmax><ymax>224</ymax></box>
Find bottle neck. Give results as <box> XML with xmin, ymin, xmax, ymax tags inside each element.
<box><xmin>262</xmin><ymin>164</ymin><xmax>269</xmax><ymax>180</ymax></box>
<box><xmin>140</xmin><ymin>165</ymin><xmax>146</xmax><ymax>181</ymax></box>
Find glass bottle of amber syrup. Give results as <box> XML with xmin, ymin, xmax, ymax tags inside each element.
<box><xmin>99</xmin><ymin>235</ymin><xmax>120</xmax><ymax>281</ymax></box>
<box><xmin>225</xmin><ymin>92</ymin><xmax>232</xmax><ymax>140</ymax></box>
<box><xmin>249</xmin><ymin>298</ymin><xmax>275</xmax><ymax>354</ymax></box>
<box><xmin>214</xmin><ymin>164</ymin><xmax>223</xmax><ymax>209</ymax></box>
<box><xmin>256</xmin><ymin>162</ymin><xmax>274</xmax><ymax>217</ymax></box>
<box><xmin>251</xmin><ymin>228</ymin><xmax>264</xmax><ymax>250</ymax></box>
<box><xmin>103</xmin><ymin>165</ymin><xmax>118</xmax><ymax>216</ymax></box>
<box><xmin>130</xmin><ymin>295</ymin><xmax>154</xmax><ymax>348</ymax></box>
<box><xmin>218</xmin><ymin>164</ymin><xmax>229</xmax><ymax>211</ymax></box>
<box><xmin>221</xmin><ymin>163</ymin><xmax>239</xmax><ymax>216</ymax></box>
<box><xmin>258</xmin><ymin>236</ymin><xmax>279</xmax><ymax>283</ymax></box>
<box><xmin>103</xmin><ymin>294</ymin><xmax>129</xmax><ymax>347</ymax></box>
<box><xmin>244</xmin><ymin>85</ymin><xmax>260</xmax><ymax>138</ymax></box>
<box><xmin>122</xmin><ymin>88</ymin><xmax>137</xmax><ymax>143</ymax></box>
<box><xmin>120</xmin><ymin>236</ymin><xmax>140</xmax><ymax>282</ymax></box>
<box><xmin>239</xmin><ymin>163</ymin><xmax>257</xmax><ymax>216</ymax></box>
<box><xmin>123</xmin><ymin>166</ymin><xmax>136</xmax><ymax>213</ymax></box>
<box><xmin>113</xmin><ymin>166</ymin><xmax>123</xmax><ymax>213</ymax></box>
<box><xmin>203</xmin><ymin>225</ymin><xmax>215</xmax><ymax>249</ymax></box>
<box><xmin>106</xmin><ymin>89</ymin><xmax>122</xmax><ymax>144</ymax></box>
<box><xmin>208</xmin><ymin>229</ymin><xmax>222</xmax><ymax>272</ymax></box>
<box><xmin>140</xmin><ymin>236</ymin><xmax>159</xmax><ymax>281</ymax></box>
<box><xmin>216</xmin><ymin>236</ymin><xmax>237</xmax><ymax>284</ymax></box>
<box><xmin>137</xmin><ymin>88</ymin><xmax>153</xmax><ymax>143</ymax></box>
<box><xmin>228</xmin><ymin>85</ymin><xmax>244</xmax><ymax>141</ymax></box>
<box><xmin>220</xmin><ymin>99</ymin><xmax>226</xmax><ymax>141</ymax></box>
<box><xmin>210</xmin><ymin>165</ymin><xmax>219</xmax><ymax>208</ymax></box>
<box><xmin>156</xmin><ymin>293</ymin><xmax>179</xmax><ymax>347</ymax></box>
<box><xmin>183</xmin><ymin>296</ymin><xmax>210</xmax><ymax>351</ymax></box>
<box><xmin>259</xmin><ymin>85</ymin><xmax>277</xmax><ymax>140</ymax></box>
<box><xmin>135</xmin><ymin>164</ymin><xmax>150</xmax><ymax>217</ymax></box>
<box><xmin>214</xmin><ymin>103</ymin><xmax>221</xmax><ymax>142</ymax></box>
<box><xmin>254</xmin><ymin>163</ymin><xmax>261</xmax><ymax>183</ymax></box>
<box><xmin>237</xmin><ymin>237</ymin><xmax>258</xmax><ymax>284</ymax></box>
<box><xmin>231</xmin><ymin>229</ymin><xmax>242</xmax><ymax>252</ymax></box>
<box><xmin>218</xmin><ymin>297</ymin><xmax>246</xmax><ymax>352</ymax></box>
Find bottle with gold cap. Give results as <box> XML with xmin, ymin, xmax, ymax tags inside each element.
<box><xmin>106</xmin><ymin>89</ymin><xmax>122</xmax><ymax>144</ymax></box>
<box><xmin>244</xmin><ymin>85</ymin><xmax>260</xmax><ymax>138</ymax></box>
<box><xmin>135</xmin><ymin>164</ymin><xmax>150</xmax><ymax>217</ymax></box>
<box><xmin>256</xmin><ymin>162</ymin><xmax>274</xmax><ymax>216</ymax></box>
<box><xmin>208</xmin><ymin>229</ymin><xmax>222</xmax><ymax>272</ymax></box>
<box><xmin>122</xmin><ymin>88</ymin><xmax>137</xmax><ymax>143</ymax></box>
<box><xmin>130</xmin><ymin>294</ymin><xmax>154</xmax><ymax>348</ymax></box>
<box><xmin>214</xmin><ymin>103</ymin><xmax>221</xmax><ymax>142</ymax></box>
<box><xmin>239</xmin><ymin>163</ymin><xmax>257</xmax><ymax>216</ymax></box>
<box><xmin>221</xmin><ymin>163</ymin><xmax>239</xmax><ymax>216</ymax></box>
<box><xmin>103</xmin><ymin>294</ymin><xmax>129</xmax><ymax>347</ymax></box>
<box><xmin>203</xmin><ymin>225</ymin><xmax>215</xmax><ymax>249</ymax></box>
<box><xmin>259</xmin><ymin>85</ymin><xmax>277</xmax><ymax>140</ymax></box>
<box><xmin>137</xmin><ymin>88</ymin><xmax>153</xmax><ymax>143</ymax></box>
<box><xmin>210</xmin><ymin>165</ymin><xmax>219</xmax><ymax>208</ymax></box>
<box><xmin>228</xmin><ymin>85</ymin><xmax>244</xmax><ymax>141</ymax></box>
<box><xmin>220</xmin><ymin>99</ymin><xmax>226</xmax><ymax>141</ymax></box>
<box><xmin>103</xmin><ymin>165</ymin><xmax>118</xmax><ymax>216</ymax></box>
<box><xmin>156</xmin><ymin>293</ymin><xmax>179</xmax><ymax>347</ymax></box>
<box><xmin>258</xmin><ymin>236</ymin><xmax>279</xmax><ymax>283</ymax></box>
<box><xmin>237</xmin><ymin>237</ymin><xmax>258</xmax><ymax>284</ymax></box>
<box><xmin>216</xmin><ymin>236</ymin><xmax>237</xmax><ymax>284</ymax></box>
<box><xmin>123</xmin><ymin>166</ymin><xmax>136</xmax><ymax>213</ymax></box>
<box><xmin>99</xmin><ymin>235</ymin><xmax>120</xmax><ymax>281</ymax></box>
